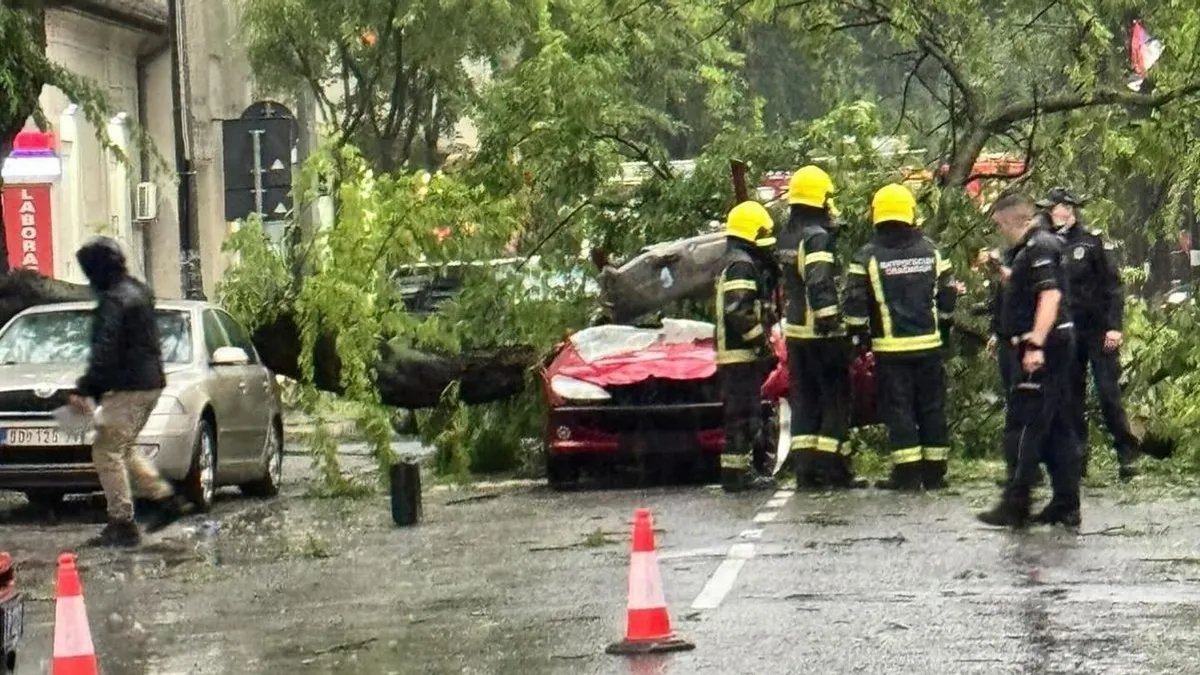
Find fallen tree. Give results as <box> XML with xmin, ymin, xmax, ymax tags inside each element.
<box><xmin>0</xmin><ymin>269</ymin><xmax>536</xmax><ymax>408</ymax></box>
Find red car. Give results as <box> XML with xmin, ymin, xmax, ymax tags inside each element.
<box><xmin>542</xmin><ymin>320</ymin><xmax>877</xmax><ymax>488</ymax></box>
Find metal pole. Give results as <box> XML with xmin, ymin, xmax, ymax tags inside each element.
<box><xmin>168</xmin><ymin>0</ymin><xmax>204</xmax><ymax>299</ymax></box>
<box><xmin>251</xmin><ymin>129</ymin><xmax>265</xmax><ymax>218</ymax></box>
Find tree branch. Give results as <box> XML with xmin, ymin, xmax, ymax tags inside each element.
<box><xmin>890</xmin><ymin>52</ymin><xmax>928</xmax><ymax>137</ymax></box>
<box><xmin>596</xmin><ymin>133</ymin><xmax>673</xmax><ymax>181</ymax></box>
<box><xmin>985</xmin><ymin>82</ymin><xmax>1200</xmax><ymax>131</ymax></box>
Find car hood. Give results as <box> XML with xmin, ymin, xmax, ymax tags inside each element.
<box><xmin>0</xmin><ymin>363</ymin><xmax>193</xmax><ymax>394</ymax></box>
<box><xmin>548</xmin><ymin>320</ymin><xmax>719</xmax><ymax>387</ymax></box>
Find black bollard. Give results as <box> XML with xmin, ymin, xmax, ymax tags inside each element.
<box><xmin>389</xmin><ymin>459</ymin><xmax>422</xmax><ymax>526</ymax></box>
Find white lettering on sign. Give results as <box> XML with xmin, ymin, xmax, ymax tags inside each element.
<box><xmin>877</xmin><ymin>256</ymin><xmax>934</xmax><ymax>276</ymax></box>
<box><xmin>15</xmin><ymin>189</ymin><xmax>40</xmax><ymax>272</ymax></box>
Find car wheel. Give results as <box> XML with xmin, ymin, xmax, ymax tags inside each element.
<box><xmin>22</xmin><ymin>490</ymin><xmax>65</xmax><ymax>510</ymax></box>
<box><xmin>240</xmin><ymin>421</ymin><xmax>283</xmax><ymax>498</ymax></box>
<box><xmin>181</xmin><ymin>419</ymin><xmax>217</xmax><ymax>512</ymax></box>
<box><xmin>546</xmin><ymin>453</ymin><xmax>579</xmax><ymax>490</ymax></box>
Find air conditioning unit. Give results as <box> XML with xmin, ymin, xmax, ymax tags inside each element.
<box><xmin>134</xmin><ymin>182</ymin><xmax>158</xmax><ymax>221</ymax></box>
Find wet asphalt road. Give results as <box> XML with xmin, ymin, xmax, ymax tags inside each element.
<box><xmin>4</xmin><ymin>446</ymin><xmax>1200</xmax><ymax>674</ymax></box>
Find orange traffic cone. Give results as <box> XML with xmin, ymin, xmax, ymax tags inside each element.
<box><xmin>51</xmin><ymin>553</ymin><xmax>98</xmax><ymax>675</ymax></box>
<box><xmin>606</xmin><ymin>509</ymin><xmax>695</xmax><ymax>655</ymax></box>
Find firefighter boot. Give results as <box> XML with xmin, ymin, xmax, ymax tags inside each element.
<box><xmin>921</xmin><ymin>460</ymin><xmax>949</xmax><ymax>491</ymax></box>
<box><xmin>875</xmin><ymin>463</ymin><xmax>923</xmax><ymax>491</ymax></box>
<box><xmin>976</xmin><ymin>485</ymin><xmax>1031</xmax><ymax>529</ymax></box>
<box><xmin>722</xmin><ymin>455</ymin><xmax>773</xmax><ymax>493</ymax></box>
<box><xmin>1031</xmin><ymin>503</ymin><xmax>1082</xmax><ymax>529</ymax></box>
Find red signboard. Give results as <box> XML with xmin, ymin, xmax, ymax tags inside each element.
<box><xmin>2</xmin><ymin>184</ymin><xmax>54</xmax><ymax>274</ymax></box>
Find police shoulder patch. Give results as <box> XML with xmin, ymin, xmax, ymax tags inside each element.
<box><xmin>1073</xmin><ymin>246</ymin><xmax>1086</xmax><ymax>260</ymax></box>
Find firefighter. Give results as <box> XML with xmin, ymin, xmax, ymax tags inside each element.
<box><xmin>1039</xmin><ymin>188</ymin><xmax>1140</xmax><ymax>480</ymax></box>
<box><xmin>977</xmin><ymin>193</ymin><xmax>1083</xmax><ymax>528</ymax></box>
<box><xmin>778</xmin><ymin>165</ymin><xmax>861</xmax><ymax>489</ymax></box>
<box><xmin>845</xmin><ymin>184</ymin><xmax>957</xmax><ymax>490</ymax></box>
<box><xmin>715</xmin><ymin>200</ymin><xmax>779</xmax><ymax>492</ymax></box>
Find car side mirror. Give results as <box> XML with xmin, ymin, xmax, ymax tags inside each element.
<box><xmin>211</xmin><ymin>346</ymin><xmax>250</xmax><ymax>366</ymax></box>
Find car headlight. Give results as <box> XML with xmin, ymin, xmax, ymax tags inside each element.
<box><xmin>550</xmin><ymin>375</ymin><xmax>611</xmax><ymax>402</ymax></box>
<box><xmin>151</xmin><ymin>396</ymin><xmax>187</xmax><ymax>415</ymax></box>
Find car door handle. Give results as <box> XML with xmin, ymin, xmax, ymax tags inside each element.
<box><xmin>238</xmin><ymin>381</ymin><xmax>248</xmax><ymax>393</ymax></box>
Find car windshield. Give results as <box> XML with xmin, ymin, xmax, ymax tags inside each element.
<box><xmin>0</xmin><ymin>309</ymin><xmax>194</xmax><ymax>365</ymax></box>
<box><xmin>569</xmin><ymin>319</ymin><xmax>714</xmax><ymax>363</ymax></box>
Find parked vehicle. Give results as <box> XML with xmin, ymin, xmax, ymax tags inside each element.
<box><xmin>541</xmin><ymin>319</ymin><xmax>781</xmax><ymax>488</ymax></box>
<box><xmin>0</xmin><ymin>552</ymin><xmax>21</xmax><ymax>674</ymax></box>
<box><xmin>0</xmin><ymin>301</ymin><xmax>284</xmax><ymax>511</ymax></box>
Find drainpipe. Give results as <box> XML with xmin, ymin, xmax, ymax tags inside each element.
<box><xmin>167</xmin><ymin>0</ymin><xmax>204</xmax><ymax>299</ymax></box>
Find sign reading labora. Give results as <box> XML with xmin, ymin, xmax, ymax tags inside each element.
<box><xmin>2</xmin><ymin>184</ymin><xmax>54</xmax><ymax>274</ymax></box>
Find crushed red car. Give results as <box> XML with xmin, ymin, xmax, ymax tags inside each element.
<box><xmin>541</xmin><ymin>319</ymin><xmax>779</xmax><ymax>487</ymax></box>
<box><xmin>542</xmin><ymin>320</ymin><xmax>879</xmax><ymax>487</ymax></box>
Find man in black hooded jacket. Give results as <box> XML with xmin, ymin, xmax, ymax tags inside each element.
<box><xmin>68</xmin><ymin>237</ymin><xmax>187</xmax><ymax>547</ymax></box>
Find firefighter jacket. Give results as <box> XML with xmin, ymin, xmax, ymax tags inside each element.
<box><xmin>1000</xmin><ymin>227</ymin><xmax>1071</xmax><ymax>340</ymax></box>
<box><xmin>844</xmin><ymin>223</ymin><xmax>957</xmax><ymax>356</ymax></box>
<box><xmin>715</xmin><ymin>238</ymin><xmax>777</xmax><ymax>364</ymax></box>
<box><xmin>777</xmin><ymin>209</ymin><xmax>842</xmax><ymax>340</ymax></box>
<box><xmin>1056</xmin><ymin>223</ymin><xmax>1123</xmax><ymax>333</ymax></box>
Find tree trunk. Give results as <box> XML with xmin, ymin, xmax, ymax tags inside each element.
<box><xmin>0</xmin><ymin>271</ymin><xmax>537</xmax><ymax>408</ymax></box>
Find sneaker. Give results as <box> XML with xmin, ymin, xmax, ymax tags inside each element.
<box><xmin>143</xmin><ymin>495</ymin><xmax>188</xmax><ymax>534</ymax></box>
<box><xmin>85</xmin><ymin>519</ymin><xmax>141</xmax><ymax>548</ymax></box>
<box><xmin>1117</xmin><ymin>464</ymin><xmax>1139</xmax><ymax>482</ymax></box>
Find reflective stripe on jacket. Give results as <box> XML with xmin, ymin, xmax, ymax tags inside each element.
<box><xmin>778</xmin><ymin>211</ymin><xmax>842</xmax><ymax>340</ymax></box>
<box><xmin>844</xmin><ymin>224</ymin><xmax>956</xmax><ymax>355</ymax></box>
<box><xmin>716</xmin><ymin>240</ymin><xmax>775</xmax><ymax>364</ymax></box>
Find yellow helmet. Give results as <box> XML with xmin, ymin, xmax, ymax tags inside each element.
<box><xmin>788</xmin><ymin>165</ymin><xmax>834</xmax><ymax>208</ymax></box>
<box><xmin>725</xmin><ymin>201</ymin><xmax>776</xmax><ymax>247</ymax></box>
<box><xmin>871</xmin><ymin>183</ymin><xmax>917</xmax><ymax>226</ymax></box>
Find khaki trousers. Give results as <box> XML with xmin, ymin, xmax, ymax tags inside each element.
<box><xmin>92</xmin><ymin>390</ymin><xmax>174</xmax><ymax>522</ymax></box>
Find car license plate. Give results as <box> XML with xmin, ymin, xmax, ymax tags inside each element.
<box><xmin>0</xmin><ymin>427</ymin><xmax>85</xmax><ymax>446</ymax></box>
<box><xmin>1</xmin><ymin>596</ymin><xmax>22</xmax><ymax>651</ymax></box>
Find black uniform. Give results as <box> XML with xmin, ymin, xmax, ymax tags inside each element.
<box><xmin>777</xmin><ymin>207</ymin><xmax>854</xmax><ymax>488</ymax></box>
<box><xmin>715</xmin><ymin>238</ymin><xmax>777</xmax><ymax>490</ymax></box>
<box><xmin>984</xmin><ymin>227</ymin><xmax>1083</xmax><ymax>527</ymax></box>
<box><xmin>845</xmin><ymin>223</ymin><xmax>956</xmax><ymax>490</ymax></box>
<box><xmin>1056</xmin><ymin>223</ymin><xmax>1137</xmax><ymax>473</ymax></box>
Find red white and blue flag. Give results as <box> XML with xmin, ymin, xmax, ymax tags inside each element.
<box><xmin>1129</xmin><ymin>20</ymin><xmax>1164</xmax><ymax>91</ymax></box>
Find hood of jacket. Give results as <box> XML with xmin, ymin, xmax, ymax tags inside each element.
<box><xmin>76</xmin><ymin>236</ymin><xmax>128</xmax><ymax>292</ymax></box>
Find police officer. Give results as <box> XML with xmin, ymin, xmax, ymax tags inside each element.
<box><xmin>977</xmin><ymin>193</ymin><xmax>1083</xmax><ymax>528</ymax></box>
<box><xmin>777</xmin><ymin>165</ymin><xmax>860</xmax><ymax>489</ymax></box>
<box><xmin>715</xmin><ymin>200</ymin><xmax>779</xmax><ymax>492</ymax></box>
<box><xmin>1039</xmin><ymin>188</ymin><xmax>1140</xmax><ymax>480</ymax></box>
<box><xmin>845</xmin><ymin>184</ymin><xmax>956</xmax><ymax>490</ymax></box>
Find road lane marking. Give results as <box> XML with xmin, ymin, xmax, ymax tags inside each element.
<box><xmin>689</xmin><ymin>488</ymin><xmax>796</xmax><ymax>611</ymax></box>
<box><xmin>752</xmin><ymin>510</ymin><xmax>778</xmax><ymax>524</ymax></box>
<box><xmin>690</xmin><ymin>543</ymin><xmax>757</xmax><ymax>610</ymax></box>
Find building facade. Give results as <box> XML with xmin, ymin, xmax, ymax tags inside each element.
<box><xmin>5</xmin><ymin>0</ymin><xmax>256</xmax><ymax>299</ymax></box>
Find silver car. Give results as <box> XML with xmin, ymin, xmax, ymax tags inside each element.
<box><xmin>0</xmin><ymin>300</ymin><xmax>284</xmax><ymax>511</ymax></box>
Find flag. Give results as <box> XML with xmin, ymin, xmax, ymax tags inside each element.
<box><xmin>1129</xmin><ymin>20</ymin><xmax>1164</xmax><ymax>91</ymax></box>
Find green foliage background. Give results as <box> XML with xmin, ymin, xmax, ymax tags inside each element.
<box><xmin>214</xmin><ymin>0</ymin><xmax>1200</xmax><ymax>486</ymax></box>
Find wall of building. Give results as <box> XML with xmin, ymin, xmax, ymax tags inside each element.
<box><xmin>40</xmin><ymin>8</ymin><xmax>146</xmax><ymax>284</ymax></box>
<box><xmin>38</xmin><ymin>0</ymin><xmax>256</xmax><ymax>300</ymax></box>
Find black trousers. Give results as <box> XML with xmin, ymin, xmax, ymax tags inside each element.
<box><xmin>719</xmin><ymin>360</ymin><xmax>771</xmax><ymax>472</ymax></box>
<box><xmin>788</xmin><ymin>338</ymin><xmax>851</xmax><ymax>458</ymax></box>
<box><xmin>1070</xmin><ymin>330</ymin><xmax>1137</xmax><ymax>464</ymax></box>
<box><xmin>1005</xmin><ymin>333</ymin><xmax>1083</xmax><ymax>509</ymax></box>
<box><xmin>877</xmin><ymin>352</ymin><xmax>949</xmax><ymax>469</ymax></box>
